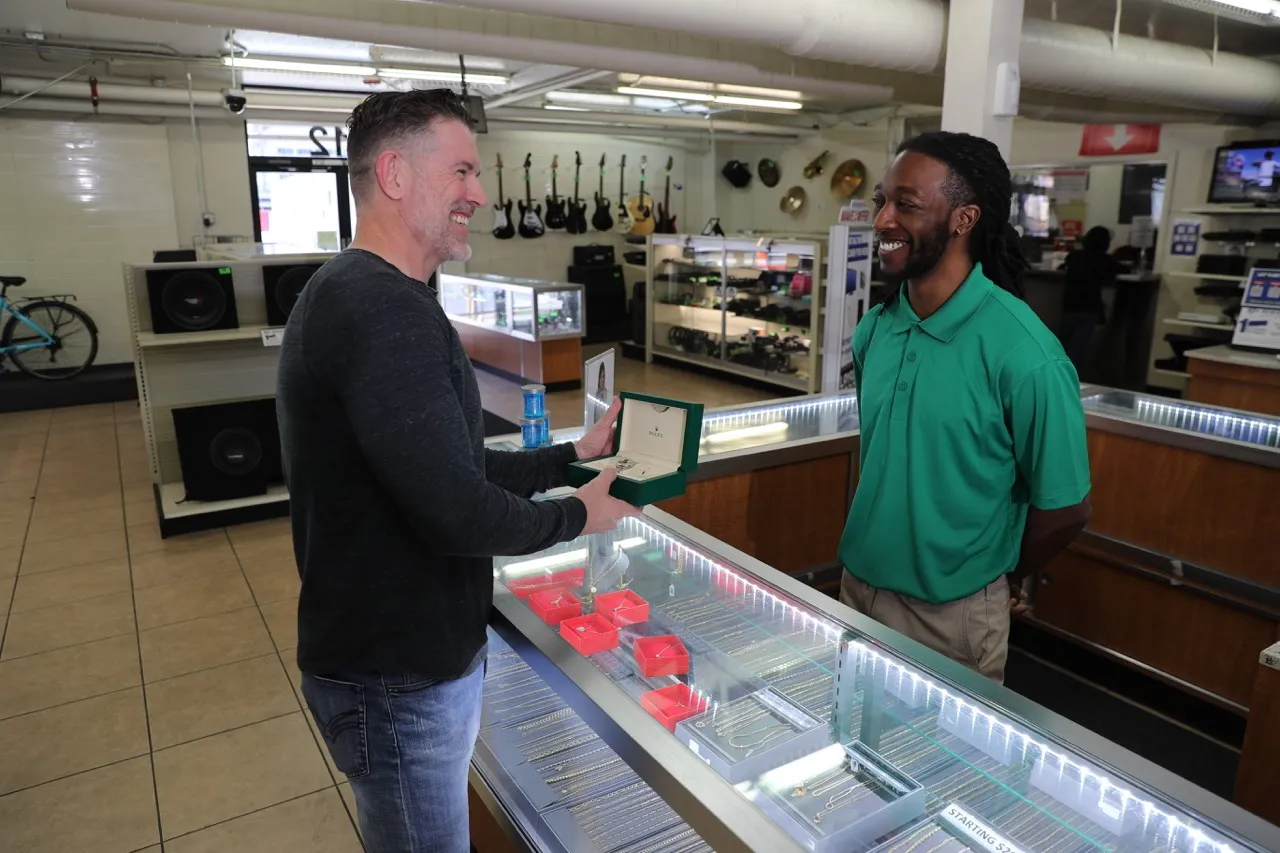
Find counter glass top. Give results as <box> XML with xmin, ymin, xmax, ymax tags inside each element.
<box><xmin>493</xmin><ymin>511</ymin><xmax>1275</xmax><ymax>853</ymax></box>
<box><xmin>1082</xmin><ymin>390</ymin><xmax>1280</xmax><ymax>449</ymax></box>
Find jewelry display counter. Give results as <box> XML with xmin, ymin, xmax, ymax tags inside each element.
<box><xmin>488</xmin><ymin>393</ymin><xmax>860</xmax><ymax>583</ymax></box>
<box><xmin>440</xmin><ymin>272</ymin><xmax>586</xmax><ymax>390</ymax></box>
<box><xmin>1033</xmin><ymin>387</ymin><xmax>1280</xmax><ymax>715</ymax></box>
<box><xmin>469</xmin><ymin>508</ymin><xmax>1280</xmax><ymax>853</ymax></box>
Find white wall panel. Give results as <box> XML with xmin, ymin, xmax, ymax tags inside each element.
<box><xmin>0</xmin><ymin>117</ymin><xmax>179</xmax><ymax>366</ymax></box>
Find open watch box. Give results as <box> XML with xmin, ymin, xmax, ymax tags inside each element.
<box><xmin>565</xmin><ymin>391</ymin><xmax>704</xmax><ymax>505</ymax></box>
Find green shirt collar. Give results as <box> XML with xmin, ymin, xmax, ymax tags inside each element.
<box><xmin>887</xmin><ymin>263</ymin><xmax>995</xmax><ymax>343</ymax></box>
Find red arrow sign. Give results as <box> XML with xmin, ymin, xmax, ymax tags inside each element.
<box><xmin>1079</xmin><ymin>124</ymin><xmax>1161</xmax><ymax>156</ymax></box>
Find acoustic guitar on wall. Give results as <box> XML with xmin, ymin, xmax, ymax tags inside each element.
<box><xmin>544</xmin><ymin>155</ymin><xmax>567</xmax><ymax>230</ymax></box>
<box><xmin>517</xmin><ymin>153</ymin><xmax>545</xmax><ymax>239</ymax></box>
<box><xmin>566</xmin><ymin>151</ymin><xmax>588</xmax><ymax>234</ymax></box>
<box><xmin>613</xmin><ymin>154</ymin><xmax>633</xmax><ymax>235</ymax></box>
<box><xmin>655</xmin><ymin>155</ymin><xmax>677</xmax><ymax>234</ymax></box>
<box><xmin>628</xmin><ymin>155</ymin><xmax>656</xmax><ymax>237</ymax></box>
<box><xmin>591</xmin><ymin>153</ymin><xmax>613</xmax><ymax>232</ymax></box>
<box><xmin>491</xmin><ymin>153</ymin><xmax>514</xmax><ymax>240</ymax></box>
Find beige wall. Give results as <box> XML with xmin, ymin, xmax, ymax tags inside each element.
<box><xmin>166</xmin><ymin>119</ymin><xmax>253</xmax><ymax>249</ymax></box>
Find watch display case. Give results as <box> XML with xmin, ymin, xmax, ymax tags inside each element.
<box><xmin>1082</xmin><ymin>388</ymin><xmax>1280</xmax><ymax>453</ymax></box>
<box><xmin>478</xmin><ymin>508</ymin><xmax>1280</xmax><ymax>853</ymax></box>
<box><xmin>439</xmin><ymin>273</ymin><xmax>585</xmax><ymax>343</ymax></box>
<box><xmin>647</xmin><ymin>235</ymin><xmax>827</xmax><ymax>393</ymax></box>
<box><xmin>438</xmin><ymin>272</ymin><xmax>586</xmax><ymax>389</ymax></box>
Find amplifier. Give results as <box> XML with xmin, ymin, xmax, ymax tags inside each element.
<box><xmin>573</xmin><ymin>244</ymin><xmax>615</xmax><ymax>267</ymax></box>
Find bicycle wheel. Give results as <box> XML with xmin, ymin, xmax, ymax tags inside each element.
<box><xmin>3</xmin><ymin>300</ymin><xmax>99</xmax><ymax>380</ymax></box>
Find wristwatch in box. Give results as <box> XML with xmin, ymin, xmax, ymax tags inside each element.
<box><xmin>565</xmin><ymin>391</ymin><xmax>704</xmax><ymax>505</ymax></box>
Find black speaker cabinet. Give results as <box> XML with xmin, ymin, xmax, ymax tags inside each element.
<box><xmin>263</xmin><ymin>262</ymin><xmax>323</xmax><ymax>327</ymax></box>
<box><xmin>172</xmin><ymin>398</ymin><xmax>282</xmax><ymax>502</ymax></box>
<box><xmin>145</xmin><ymin>266</ymin><xmax>239</xmax><ymax>334</ymax></box>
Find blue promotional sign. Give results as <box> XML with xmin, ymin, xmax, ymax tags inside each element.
<box><xmin>1170</xmin><ymin>220</ymin><xmax>1200</xmax><ymax>256</ymax></box>
<box><xmin>1233</xmin><ymin>267</ymin><xmax>1280</xmax><ymax>351</ymax></box>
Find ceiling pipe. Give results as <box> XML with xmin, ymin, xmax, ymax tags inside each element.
<box><xmin>66</xmin><ymin>0</ymin><xmax>896</xmax><ymax>104</ymax></box>
<box><xmin>0</xmin><ymin>74</ymin><xmax>226</xmax><ymax>107</ymax></box>
<box><xmin>1</xmin><ymin>96</ymin><xmax>228</xmax><ymax>119</ymax></box>
<box><xmin>488</xmin><ymin>106</ymin><xmax>808</xmax><ymax>134</ymax></box>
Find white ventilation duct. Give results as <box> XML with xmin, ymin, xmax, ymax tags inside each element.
<box><xmin>0</xmin><ymin>96</ymin><xmax>228</xmax><ymax>119</ymax></box>
<box><xmin>66</xmin><ymin>0</ymin><xmax>895</xmax><ymax>104</ymax></box>
<box><xmin>0</xmin><ymin>75</ymin><xmax>226</xmax><ymax>107</ymax></box>
<box><xmin>67</xmin><ymin>0</ymin><xmax>1280</xmax><ymax>117</ymax></box>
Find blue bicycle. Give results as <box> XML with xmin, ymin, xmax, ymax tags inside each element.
<box><xmin>1</xmin><ymin>276</ymin><xmax>99</xmax><ymax>380</ymax></box>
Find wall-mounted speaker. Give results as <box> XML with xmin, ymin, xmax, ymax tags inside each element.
<box><xmin>172</xmin><ymin>398</ymin><xmax>282</xmax><ymax>502</ymax></box>
<box><xmin>146</xmin><ymin>266</ymin><xmax>239</xmax><ymax>335</ymax></box>
<box><xmin>262</xmin><ymin>262</ymin><xmax>323</xmax><ymax>327</ymax></box>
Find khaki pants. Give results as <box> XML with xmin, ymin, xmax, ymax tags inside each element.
<box><xmin>839</xmin><ymin>572</ymin><xmax>1011</xmax><ymax>684</ymax></box>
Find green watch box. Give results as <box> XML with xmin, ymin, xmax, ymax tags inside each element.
<box><xmin>566</xmin><ymin>391</ymin><xmax>705</xmax><ymax>505</ymax></box>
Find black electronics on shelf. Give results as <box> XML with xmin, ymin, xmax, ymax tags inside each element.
<box><xmin>172</xmin><ymin>398</ymin><xmax>282</xmax><ymax>502</ymax></box>
<box><xmin>572</xmin><ymin>244</ymin><xmax>615</xmax><ymax>268</ymax></box>
<box><xmin>568</xmin><ymin>264</ymin><xmax>629</xmax><ymax>343</ymax></box>
<box><xmin>145</xmin><ymin>267</ymin><xmax>239</xmax><ymax>335</ymax></box>
<box><xmin>262</xmin><ymin>262</ymin><xmax>323</xmax><ymax>327</ymax></box>
<box><xmin>1196</xmin><ymin>254</ymin><xmax>1249</xmax><ymax>277</ymax></box>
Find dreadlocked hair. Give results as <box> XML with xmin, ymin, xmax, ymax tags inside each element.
<box><xmin>896</xmin><ymin>131</ymin><xmax>1029</xmax><ymax>299</ymax></box>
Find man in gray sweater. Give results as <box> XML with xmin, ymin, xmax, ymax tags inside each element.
<box><xmin>276</xmin><ymin>89</ymin><xmax>637</xmax><ymax>853</ymax></box>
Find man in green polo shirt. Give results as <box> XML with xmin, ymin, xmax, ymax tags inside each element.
<box><xmin>840</xmin><ymin>131</ymin><xmax>1092</xmax><ymax>684</ymax></box>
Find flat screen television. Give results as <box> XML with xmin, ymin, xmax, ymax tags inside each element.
<box><xmin>1207</xmin><ymin>140</ymin><xmax>1280</xmax><ymax>205</ymax></box>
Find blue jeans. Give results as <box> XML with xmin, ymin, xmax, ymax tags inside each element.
<box><xmin>301</xmin><ymin>665</ymin><xmax>485</xmax><ymax>853</ymax></box>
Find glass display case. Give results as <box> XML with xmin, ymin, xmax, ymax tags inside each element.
<box><xmin>1082</xmin><ymin>389</ymin><xmax>1280</xmax><ymax>451</ymax></box>
<box><xmin>648</xmin><ymin>235</ymin><xmax>827</xmax><ymax>393</ymax></box>
<box><xmin>480</xmin><ymin>508</ymin><xmax>1280</xmax><ymax>853</ymax></box>
<box><xmin>440</xmin><ymin>272</ymin><xmax>585</xmax><ymax>342</ymax></box>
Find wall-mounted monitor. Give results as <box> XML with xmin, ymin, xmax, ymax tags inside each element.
<box><xmin>1207</xmin><ymin>140</ymin><xmax>1280</xmax><ymax>205</ymax></box>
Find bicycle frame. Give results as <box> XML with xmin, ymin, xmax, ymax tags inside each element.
<box><xmin>0</xmin><ymin>295</ymin><xmax>58</xmax><ymax>356</ymax></box>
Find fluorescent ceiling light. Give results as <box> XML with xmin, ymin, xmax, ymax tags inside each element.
<box><xmin>618</xmin><ymin>74</ymin><xmax>803</xmax><ymax>100</ymax></box>
<box><xmin>703</xmin><ymin>422</ymin><xmax>790</xmax><ymax>443</ymax></box>
<box><xmin>245</xmin><ymin>104</ymin><xmax>354</xmax><ymax>113</ymax></box>
<box><xmin>546</xmin><ymin>90</ymin><xmax>631</xmax><ymax>106</ymax></box>
<box><xmin>617</xmin><ymin>74</ymin><xmax>714</xmax><ymax>92</ymax></box>
<box><xmin>543</xmin><ymin>104</ymin><xmax>591</xmax><ymax>112</ymax></box>
<box><xmin>617</xmin><ymin>86</ymin><xmax>714</xmax><ymax>101</ymax></box>
<box><xmin>377</xmin><ymin>67</ymin><xmax>508</xmax><ymax>84</ymax></box>
<box><xmin>716</xmin><ymin>83</ymin><xmax>803</xmax><ymax>99</ymax></box>
<box><xmin>712</xmin><ymin>95</ymin><xmax>803</xmax><ymax>110</ymax></box>
<box><xmin>223</xmin><ymin>56</ymin><xmax>376</xmax><ymax>76</ymax></box>
<box><xmin>1158</xmin><ymin>0</ymin><xmax>1280</xmax><ymax>25</ymax></box>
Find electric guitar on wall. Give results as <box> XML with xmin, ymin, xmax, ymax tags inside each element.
<box><xmin>517</xmin><ymin>154</ymin><xmax>545</xmax><ymax>239</ymax></box>
<box><xmin>491</xmin><ymin>153</ymin><xmax>515</xmax><ymax>240</ymax></box>
<box><xmin>655</xmin><ymin>155</ymin><xmax>677</xmax><ymax>234</ymax></box>
<box><xmin>566</xmin><ymin>151</ymin><xmax>588</xmax><ymax>234</ymax></box>
<box><xmin>629</xmin><ymin>156</ymin><xmax>656</xmax><ymax>237</ymax></box>
<box><xmin>591</xmin><ymin>153</ymin><xmax>613</xmax><ymax>232</ymax></box>
<box><xmin>544</xmin><ymin>155</ymin><xmax>567</xmax><ymax>230</ymax></box>
<box><xmin>613</xmin><ymin>154</ymin><xmax>633</xmax><ymax>235</ymax></box>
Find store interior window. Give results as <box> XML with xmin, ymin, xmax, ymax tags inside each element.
<box><xmin>245</xmin><ymin>123</ymin><xmax>354</xmax><ymax>251</ymax></box>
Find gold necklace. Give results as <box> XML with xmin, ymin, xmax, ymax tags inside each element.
<box><xmin>891</xmin><ymin>825</ymin><xmax>941</xmax><ymax>853</ymax></box>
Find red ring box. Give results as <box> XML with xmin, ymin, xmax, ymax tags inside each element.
<box><xmin>594</xmin><ymin>589</ymin><xmax>650</xmax><ymax>627</ymax></box>
<box><xmin>506</xmin><ymin>567</ymin><xmax>584</xmax><ymax>599</ymax></box>
<box><xmin>640</xmin><ymin>684</ymin><xmax>708</xmax><ymax>732</ymax></box>
<box><xmin>633</xmin><ymin>635</ymin><xmax>690</xmax><ymax>678</ymax></box>
<box><xmin>560</xmin><ymin>613</ymin><xmax>619</xmax><ymax>655</ymax></box>
<box><xmin>528</xmin><ymin>589</ymin><xmax>583</xmax><ymax>626</ymax></box>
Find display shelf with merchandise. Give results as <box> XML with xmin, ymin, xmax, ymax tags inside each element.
<box><xmin>646</xmin><ymin>235</ymin><xmax>827</xmax><ymax>394</ymax></box>
<box><xmin>473</xmin><ymin>508</ymin><xmax>1280</xmax><ymax>853</ymax></box>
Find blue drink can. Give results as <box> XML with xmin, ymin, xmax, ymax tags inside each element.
<box><xmin>538</xmin><ymin>415</ymin><xmax>551</xmax><ymax>447</ymax></box>
<box><xmin>522</xmin><ymin>384</ymin><xmax>546</xmax><ymax>419</ymax></box>
<box><xmin>521</xmin><ymin>417</ymin><xmax>542</xmax><ymax>449</ymax></box>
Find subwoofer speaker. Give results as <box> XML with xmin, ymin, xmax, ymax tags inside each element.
<box><xmin>262</xmin><ymin>262</ymin><xmax>323</xmax><ymax>327</ymax></box>
<box><xmin>172</xmin><ymin>398</ymin><xmax>282</xmax><ymax>502</ymax></box>
<box><xmin>145</xmin><ymin>266</ymin><xmax>239</xmax><ymax>334</ymax></box>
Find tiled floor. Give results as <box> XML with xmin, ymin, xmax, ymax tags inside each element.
<box><xmin>0</xmin><ymin>402</ymin><xmax>361</xmax><ymax>853</ymax></box>
<box><xmin>0</xmin><ymin>362</ymin><xmax>769</xmax><ymax>851</ymax></box>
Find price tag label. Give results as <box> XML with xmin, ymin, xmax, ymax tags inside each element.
<box><xmin>261</xmin><ymin>328</ymin><xmax>286</xmax><ymax>347</ymax></box>
<box><xmin>938</xmin><ymin>803</ymin><xmax>1028</xmax><ymax>853</ymax></box>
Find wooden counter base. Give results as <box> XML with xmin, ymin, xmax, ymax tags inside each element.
<box><xmin>1187</xmin><ymin>355</ymin><xmax>1280</xmax><ymax>418</ymax></box>
<box><xmin>1235</xmin><ymin>649</ymin><xmax>1280</xmax><ymax>824</ymax></box>
<box><xmin>452</xmin><ymin>320</ymin><xmax>582</xmax><ymax>389</ymax></box>
<box><xmin>657</xmin><ymin>449</ymin><xmax>856</xmax><ymax>577</ymax></box>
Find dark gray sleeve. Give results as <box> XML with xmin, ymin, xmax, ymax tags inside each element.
<box><xmin>485</xmin><ymin>443</ymin><xmax>578</xmax><ymax>498</ymax></box>
<box><xmin>305</xmin><ymin>279</ymin><xmax>586</xmax><ymax>556</ymax></box>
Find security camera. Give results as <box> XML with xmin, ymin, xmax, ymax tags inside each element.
<box><xmin>223</xmin><ymin>89</ymin><xmax>247</xmax><ymax>114</ymax></box>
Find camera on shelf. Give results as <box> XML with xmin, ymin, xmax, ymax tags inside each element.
<box><xmin>222</xmin><ymin>89</ymin><xmax>248</xmax><ymax>114</ymax></box>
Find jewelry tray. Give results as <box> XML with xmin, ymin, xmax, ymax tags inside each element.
<box><xmin>754</xmin><ymin>741</ymin><xmax>926</xmax><ymax>853</ymax></box>
<box><xmin>675</xmin><ymin>687</ymin><xmax>828</xmax><ymax>784</ymax></box>
<box><xmin>541</xmin><ymin>779</ymin><xmax>707</xmax><ymax>853</ymax></box>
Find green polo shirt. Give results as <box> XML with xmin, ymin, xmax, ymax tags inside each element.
<box><xmin>839</xmin><ymin>263</ymin><xmax>1090</xmax><ymax>604</ymax></box>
